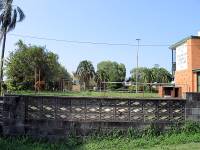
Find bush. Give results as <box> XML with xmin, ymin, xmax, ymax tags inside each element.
<box><xmin>181</xmin><ymin>121</ymin><xmax>200</xmax><ymax>134</ymax></box>
<box><xmin>128</xmin><ymin>85</ymin><xmax>145</xmax><ymax>92</ymax></box>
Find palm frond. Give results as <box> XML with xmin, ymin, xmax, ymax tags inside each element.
<box><xmin>0</xmin><ymin>13</ymin><xmax>3</xmax><ymax>25</ymax></box>
<box><xmin>7</xmin><ymin>8</ymin><xmax>16</xmax><ymax>32</ymax></box>
<box><xmin>0</xmin><ymin>0</ymin><xmax>4</xmax><ymax>10</ymax></box>
<box><xmin>16</xmin><ymin>6</ymin><xmax>25</xmax><ymax>22</ymax></box>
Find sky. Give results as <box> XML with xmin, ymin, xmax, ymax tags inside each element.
<box><xmin>5</xmin><ymin>0</ymin><xmax>200</xmax><ymax>77</ymax></box>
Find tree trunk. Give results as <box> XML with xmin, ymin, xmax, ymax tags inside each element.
<box><xmin>0</xmin><ymin>31</ymin><xmax>7</xmax><ymax>95</ymax></box>
<box><xmin>0</xmin><ymin>31</ymin><xmax>4</xmax><ymax>45</ymax></box>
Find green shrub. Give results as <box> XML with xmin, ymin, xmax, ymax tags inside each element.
<box><xmin>181</xmin><ymin>121</ymin><xmax>200</xmax><ymax>134</ymax></box>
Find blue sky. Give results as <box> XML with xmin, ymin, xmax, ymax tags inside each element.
<box><xmin>6</xmin><ymin>0</ymin><xmax>200</xmax><ymax>77</ymax></box>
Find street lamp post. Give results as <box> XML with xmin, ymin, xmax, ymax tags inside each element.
<box><xmin>136</xmin><ymin>39</ymin><xmax>141</xmax><ymax>93</ymax></box>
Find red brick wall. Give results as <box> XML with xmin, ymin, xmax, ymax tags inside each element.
<box><xmin>191</xmin><ymin>39</ymin><xmax>200</xmax><ymax>92</ymax></box>
<box><xmin>175</xmin><ymin>40</ymin><xmax>192</xmax><ymax>95</ymax></box>
<box><xmin>175</xmin><ymin>38</ymin><xmax>200</xmax><ymax>96</ymax></box>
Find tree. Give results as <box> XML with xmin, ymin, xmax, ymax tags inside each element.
<box><xmin>0</xmin><ymin>0</ymin><xmax>25</xmax><ymax>94</ymax></box>
<box><xmin>151</xmin><ymin>67</ymin><xmax>172</xmax><ymax>83</ymax></box>
<box><xmin>130</xmin><ymin>66</ymin><xmax>172</xmax><ymax>91</ymax></box>
<box><xmin>97</xmin><ymin>61</ymin><xmax>126</xmax><ymax>89</ymax></box>
<box><xmin>76</xmin><ymin>60</ymin><xmax>95</xmax><ymax>89</ymax></box>
<box><xmin>131</xmin><ymin>67</ymin><xmax>152</xmax><ymax>83</ymax></box>
<box><xmin>6</xmin><ymin>40</ymin><xmax>71</xmax><ymax>90</ymax></box>
<box><xmin>131</xmin><ymin>67</ymin><xmax>153</xmax><ymax>91</ymax></box>
<box><xmin>131</xmin><ymin>66</ymin><xmax>172</xmax><ymax>83</ymax></box>
<box><xmin>94</xmin><ymin>70</ymin><xmax>109</xmax><ymax>90</ymax></box>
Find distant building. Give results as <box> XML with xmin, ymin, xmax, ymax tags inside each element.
<box><xmin>169</xmin><ymin>32</ymin><xmax>200</xmax><ymax>97</ymax></box>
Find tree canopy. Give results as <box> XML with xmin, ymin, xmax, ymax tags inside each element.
<box><xmin>97</xmin><ymin>61</ymin><xmax>126</xmax><ymax>89</ymax></box>
<box><xmin>76</xmin><ymin>60</ymin><xmax>95</xmax><ymax>89</ymax></box>
<box><xmin>5</xmin><ymin>40</ymin><xmax>71</xmax><ymax>90</ymax></box>
<box><xmin>130</xmin><ymin>66</ymin><xmax>172</xmax><ymax>84</ymax></box>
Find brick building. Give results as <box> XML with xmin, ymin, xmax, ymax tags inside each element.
<box><xmin>169</xmin><ymin>33</ymin><xmax>200</xmax><ymax>97</ymax></box>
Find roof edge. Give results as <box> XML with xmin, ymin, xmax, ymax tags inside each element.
<box><xmin>169</xmin><ymin>36</ymin><xmax>200</xmax><ymax>50</ymax></box>
<box><xmin>192</xmin><ymin>68</ymin><xmax>200</xmax><ymax>72</ymax></box>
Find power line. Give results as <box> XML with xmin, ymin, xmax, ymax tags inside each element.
<box><xmin>8</xmin><ymin>33</ymin><xmax>171</xmax><ymax>47</ymax></box>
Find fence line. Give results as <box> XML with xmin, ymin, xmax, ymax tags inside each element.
<box><xmin>1</xmin><ymin>94</ymin><xmax>200</xmax><ymax>138</ymax></box>
<box><xmin>24</xmin><ymin>96</ymin><xmax>185</xmax><ymax>123</ymax></box>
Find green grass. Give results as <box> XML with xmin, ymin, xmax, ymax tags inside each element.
<box><xmin>1</xmin><ymin>122</ymin><xmax>200</xmax><ymax>150</ymax></box>
<box><xmin>1</xmin><ymin>133</ymin><xmax>200</xmax><ymax>150</ymax></box>
<box><xmin>80</xmin><ymin>133</ymin><xmax>200</xmax><ymax>150</ymax></box>
<box><xmin>151</xmin><ymin>143</ymin><xmax>200</xmax><ymax>150</ymax></box>
<box><xmin>11</xmin><ymin>90</ymin><xmax>159</xmax><ymax>98</ymax></box>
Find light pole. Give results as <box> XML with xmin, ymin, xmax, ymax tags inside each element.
<box><xmin>136</xmin><ymin>39</ymin><xmax>141</xmax><ymax>93</ymax></box>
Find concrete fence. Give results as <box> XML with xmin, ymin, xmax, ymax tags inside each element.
<box><xmin>0</xmin><ymin>94</ymin><xmax>199</xmax><ymax>138</ymax></box>
<box><xmin>185</xmin><ymin>93</ymin><xmax>200</xmax><ymax>121</ymax></box>
<box><xmin>0</xmin><ymin>95</ymin><xmax>185</xmax><ymax>138</ymax></box>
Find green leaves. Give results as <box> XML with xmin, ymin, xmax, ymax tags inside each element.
<box><xmin>76</xmin><ymin>60</ymin><xmax>95</xmax><ymax>89</ymax></box>
<box><xmin>97</xmin><ymin>61</ymin><xmax>126</xmax><ymax>89</ymax></box>
<box><xmin>0</xmin><ymin>0</ymin><xmax>25</xmax><ymax>33</ymax></box>
<box><xmin>6</xmin><ymin>40</ymin><xmax>71</xmax><ymax>90</ymax></box>
<box><xmin>16</xmin><ymin>6</ymin><xmax>25</xmax><ymax>22</ymax></box>
<box><xmin>131</xmin><ymin>66</ymin><xmax>172</xmax><ymax>84</ymax></box>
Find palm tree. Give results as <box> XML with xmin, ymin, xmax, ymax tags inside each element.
<box><xmin>95</xmin><ymin>70</ymin><xmax>109</xmax><ymax>90</ymax></box>
<box><xmin>76</xmin><ymin>60</ymin><xmax>95</xmax><ymax>90</ymax></box>
<box><xmin>0</xmin><ymin>0</ymin><xmax>25</xmax><ymax>94</ymax></box>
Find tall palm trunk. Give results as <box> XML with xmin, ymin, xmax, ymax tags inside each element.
<box><xmin>0</xmin><ymin>29</ymin><xmax>7</xmax><ymax>95</ymax></box>
<box><xmin>0</xmin><ymin>31</ymin><xmax>4</xmax><ymax>45</ymax></box>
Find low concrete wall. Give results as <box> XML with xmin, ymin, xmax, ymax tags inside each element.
<box><xmin>186</xmin><ymin>93</ymin><xmax>200</xmax><ymax>121</ymax></box>
<box><xmin>0</xmin><ymin>95</ymin><xmax>186</xmax><ymax>138</ymax></box>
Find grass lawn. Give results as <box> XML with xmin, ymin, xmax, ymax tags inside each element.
<box><xmin>151</xmin><ymin>143</ymin><xmax>200</xmax><ymax>150</ymax></box>
<box><xmin>79</xmin><ymin>133</ymin><xmax>200</xmax><ymax>150</ymax></box>
<box><xmin>1</xmin><ymin>133</ymin><xmax>200</xmax><ymax>150</ymax></box>
<box><xmin>11</xmin><ymin>90</ymin><xmax>159</xmax><ymax>98</ymax></box>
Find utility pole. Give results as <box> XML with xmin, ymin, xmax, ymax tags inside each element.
<box><xmin>136</xmin><ymin>39</ymin><xmax>141</xmax><ymax>93</ymax></box>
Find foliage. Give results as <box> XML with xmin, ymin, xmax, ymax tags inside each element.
<box><xmin>0</xmin><ymin>0</ymin><xmax>25</xmax><ymax>94</ymax></box>
<box><xmin>94</xmin><ymin>70</ymin><xmax>109</xmax><ymax>89</ymax></box>
<box><xmin>12</xmin><ymin>90</ymin><xmax>159</xmax><ymax>98</ymax></box>
<box><xmin>151</xmin><ymin>67</ymin><xmax>172</xmax><ymax>83</ymax></box>
<box><xmin>130</xmin><ymin>66</ymin><xmax>172</xmax><ymax>91</ymax></box>
<box><xmin>0</xmin><ymin>0</ymin><xmax>25</xmax><ymax>37</ymax></box>
<box><xmin>128</xmin><ymin>85</ymin><xmax>145</xmax><ymax>92</ymax></box>
<box><xmin>131</xmin><ymin>67</ymin><xmax>152</xmax><ymax>83</ymax></box>
<box><xmin>180</xmin><ymin>121</ymin><xmax>200</xmax><ymax>134</ymax></box>
<box><xmin>1</xmin><ymin>122</ymin><xmax>200</xmax><ymax>150</ymax></box>
<box><xmin>131</xmin><ymin>66</ymin><xmax>172</xmax><ymax>84</ymax></box>
<box><xmin>75</xmin><ymin>60</ymin><xmax>95</xmax><ymax>89</ymax></box>
<box><xmin>97</xmin><ymin>61</ymin><xmax>126</xmax><ymax>89</ymax></box>
<box><xmin>5</xmin><ymin>40</ymin><xmax>71</xmax><ymax>90</ymax></box>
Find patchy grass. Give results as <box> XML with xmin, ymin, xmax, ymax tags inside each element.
<box><xmin>1</xmin><ymin>122</ymin><xmax>200</xmax><ymax>150</ymax></box>
<box><xmin>1</xmin><ymin>133</ymin><xmax>200</xmax><ymax>150</ymax></box>
<box><xmin>79</xmin><ymin>133</ymin><xmax>200</xmax><ymax>150</ymax></box>
<box><xmin>11</xmin><ymin>90</ymin><xmax>159</xmax><ymax>98</ymax></box>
